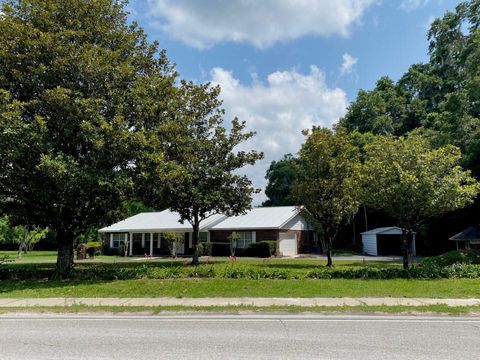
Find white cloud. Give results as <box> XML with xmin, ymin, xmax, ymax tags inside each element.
<box><xmin>340</xmin><ymin>53</ymin><xmax>358</xmax><ymax>75</ymax></box>
<box><xmin>400</xmin><ymin>0</ymin><xmax>429</xmax><ymax>12</ymax></box>
<box><xmin>146</xmin><ymin>0</ymin><xmax>379</xmax><ymax>49</ymax></box>
<box><xmin>210</xmin><ymin>66</ymin><xmax>348</xmax><ymax>204</ymax></box>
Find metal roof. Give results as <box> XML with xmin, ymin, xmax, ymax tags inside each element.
<box><xmin>98</xmin><ymin>210</ymin><xmax>226</xmax><ymax>233</ymax></box>
<box><xmin>449</xmin><ymin>226</ymin><xmax>480</xmax><ymax>241</ymax></box>
<box><xmin>210</xmin><ymin>206</ymin><xmax>300</xmax><ymax>230</ymax></box>
<box><xmin>360</xmin><ymin>227</ymin><xmax>416</xmax><ymax>235</ymax></box>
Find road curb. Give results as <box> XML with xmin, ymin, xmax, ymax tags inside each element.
<box><xmin>0</xmin><ymin>297</ymin><xmax>479</xmax><ymax>308</ymax></box>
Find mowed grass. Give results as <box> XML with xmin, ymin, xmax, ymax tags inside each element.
<box><xmin>0</xmin><ymin>250</ymin><xmax>126</xmax><ymax>263</ymax></box>
<box><xmin>1</xmin><ymin>278</ymin><xmax>480</xmax><ymax>298</ymax></box>
<box><xmin>3</xmin><ymin>253</ymin><xmax>472</xmax><ymax>300</ymax></box>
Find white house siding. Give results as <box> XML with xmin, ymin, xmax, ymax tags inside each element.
<box><xmin>362</xmin><ymin>234</ymin><xmax>377</xmax><ymax>255</ymax></box>
<box><xmin>283</xmin><ymin>215</ymin><xmax>309</xmax><ymax>231</ymax></box>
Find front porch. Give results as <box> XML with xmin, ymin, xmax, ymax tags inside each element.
<box><xmin>108</xmin><ymin>231</ymin><xmax>210</xmax><ymax>256</ymax></box>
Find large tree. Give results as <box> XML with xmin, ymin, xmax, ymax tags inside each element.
<box><xmin>148</xmin><ymin>82</ymin><xmax>263</xmax><ymax>265</ymax></box>
<box><xmin>293</xmin><ymin>128</ymin><xmax>362</xmax><ymax>267</ymax></box>
<box><xmin>0</xmin><ymin>0</ymin><xmax>179</xmax><ymax>276</ymax></box>
<box><xmin>339</xmin><ymin>0</ymin><xmax>480</xmax><ymax>177</ymax></box>
<box><xmin>262</xmin><ymin>154</ymin><xmax>299</xmax><ymax>207</ymax></box>
<box><xmin>362</xmin><ymin>135</ymin><xmax>479</xmax><ymax>269</ymax></box>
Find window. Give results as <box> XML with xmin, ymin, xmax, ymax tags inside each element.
<box><xmin>199</xmin><ymin>232</ymin><xmax>208</xmax><ymax>243</ymax></box>
<box><xmin>236</xmin><ymin>232</ymin><xmax>254</xmax><ymax>249</ymax></box>
<box><xmin>112</xmin><ymin>233</ymin><xmax>125</xmax><ymax>248</ymax></box>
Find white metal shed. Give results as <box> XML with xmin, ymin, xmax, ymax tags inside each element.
<box><xmin>361</xmin><ymin>227</ymin><xmax>416</xmax><ymax>256</ymax></box>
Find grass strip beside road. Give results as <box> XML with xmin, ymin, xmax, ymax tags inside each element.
<box><xmin>0</xmin><ymin>304</ymin><xmax>479</xmax><ymax>316</ymax></box>
<box><xmin>1</xmin><ymin>278</ymin><xmax>480</xmax><ymax>298</ymax></box>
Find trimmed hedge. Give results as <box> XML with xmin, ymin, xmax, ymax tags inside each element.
<box><xmin>420</xmin><ymin>250</ymin><xmax>480</xmax><ymax>267</ymax></box>
<box><xmin>3</xmin><ymin>262</ymin><xmax>480</xmax><ymax>281</ymax></box>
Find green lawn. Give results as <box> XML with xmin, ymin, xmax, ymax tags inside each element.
<box><xmin>1</xmin><ymin>252</ymin><xmax>474</xmax><ymax>300</ymax></box>
<box><xmin>0</xmin><ymin>251</ymin><xmax>125</xmax><ymax>263</ymax></box>
<box><xmin>1</xmin><ymin>278</ymin><xmax>479</xmax><ymax>298</ymax></box>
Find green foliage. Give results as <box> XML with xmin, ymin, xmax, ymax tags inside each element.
<box><xmin>362</xmin><ymin>135</ymin><xmax>479</xmax><ymax>267</ymax></box>
<box><xmin>0</xmin><ymin>216</ymin><xmax>23</xmax><ymax>246</ymax></box>
<box><xmin>420</xmin><ymin>250</ymin><xmax>480</xmax><ymax>267</ymax></box>
<box><xmin>85</xmin><ymin>241</ymin><xmax>102</xmax><ymax>258</ymax></box>
<box><xmin>339</xmin><ymin>0</ymin><xmax>480</xmax><ymax>177</ymax></box>
<box><xmin>0</xmin><ymin>0</ymin><xmax>180</xmax><ymax>274</ymax></box>
<box><xmin>263</xmin><ymin>154</ymin><xmax>299</xmax><ymax>206</ymax></box>
<box><xmin>147</xmin><ymin>81</ymin><xmax>263</xmax><ymax>264</ymax></box>
<box><xmin>4</xmin><ymin>258</ymin><xmax>480</xmax><ymax>281</ymax></box>
<box><xmin>293</xmin><ymin>127</ymin><xmax>362</xmax><ymax>266</ymax></box>
<box><xmin>228</xmin><ymin>231</ymin><xmax>240</xmax><ymax>256</ymax></box>
<box><xmin>362</xmin><ymin>135</ymin><xmax>480</xmax><ymax>229</ymax></box>
<box><xmin>248</xmin><ymin>241</ymin><xmax>277</xmax><ymax>257</ymax></box>
<box><xmin>162</xmin><ymin>232</ymin><xmax>184</xmax><ymax>258</ymax></box>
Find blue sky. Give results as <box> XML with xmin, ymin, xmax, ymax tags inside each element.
<box><xmin>127</xmin><ymin>0</ymin><xmax>460</xmax><ymax>203</ymax></box>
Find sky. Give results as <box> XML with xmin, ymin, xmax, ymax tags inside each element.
<box><xmin>127</xmin><ymin>0</ymin><xmax>460</xmax><ymax>204</ymax></box>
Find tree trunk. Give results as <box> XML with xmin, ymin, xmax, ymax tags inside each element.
<box><xmin>321</xmin><ymin>236</ymin><xmax>334</xmax><ymax>268</ymax></box>
<box><xmin>326</xmin><ymin>239</ymin><xmax>333</xmax><ymax>267</ymax></box>
<box><xmin>191</xmin><ymin>221</ymin><xmax>200</xmax><ymax>266</ymax></box>
<box><xmin>17</xmin><ymin>226</ymin><xmax>28</xmax><ymax>259</ymax></box>
<box><xmin>54</xmin><ymin>232</ymin><xmax>75</xmax><ymax>278</ymax></box>
<box><xmin>401</xmin><ymin>229</ymin><xmax>411</xmax><ymax>270</ymax></box>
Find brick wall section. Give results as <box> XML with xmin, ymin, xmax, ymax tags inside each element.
<box><xmin>209</xmin><ymin>229</ymin><xmax>280</xmax><ymax>243</ymax></box>
<box><xmin>256</xmin><ymin>230</ymin><xmax>279</xmax><ymax>242</ymax></box>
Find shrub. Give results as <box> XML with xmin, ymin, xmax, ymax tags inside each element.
<box><xmin>85</xmin><ymin>241</ymin><xmax>102</xmax><ymax>258</ymax></box>
<box><xmin>201</xmin><ymin>242</ymin><xmax>212</xmax><ymax>256</ymax></box>
<box><xmin>211</xmin><ymin>242</ymin><xmax>230</xmax><ymax>256</ymax></box>
<box><xmin>248</xmin><ymin>241</ymin><xmax>276</xmax><ymax>257</ymax></box>
<box><xmin>420</xmin><ymin>250</ymin><xmax>480</xmax><ymax>267</ymax></box>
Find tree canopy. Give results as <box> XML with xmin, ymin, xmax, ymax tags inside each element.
<box><xmin>0</xmin><ymin>0</ymin><xmax>181</xmax><ymax>275</ymax></box>
<box><xmin>146</xmin><ymin>82</ymin><xmax>263</xmax><ymax>265</ymax></box>
<box><xmin>339</xmin><ymin>0</ymin><xmax>480</xmax><ymax>177</ymax></box>
<box><xmin>362</xmin><ymin>135</ymin><xmax>479</xmax><ymax>268</ymax></box>
<box><xmin>262</xmin><ymin>154</ymin><xmax>299</xmax><ymax>207</ymax></box>
<box><xmin>293</xmin><ymin>128</ymin><xmax>361</xmax><ymax>267</ymax></box>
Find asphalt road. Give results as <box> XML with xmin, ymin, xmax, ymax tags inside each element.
<box><xmin>0</xmin><ymin>314</ymin><xmax>479</xmax><ymax>359</ymax></box>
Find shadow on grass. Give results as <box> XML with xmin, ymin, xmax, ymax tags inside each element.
<box><xmin>0</xmin><ymin>278</ymin><xmax>114</xmax><ymax>296</ymax></box>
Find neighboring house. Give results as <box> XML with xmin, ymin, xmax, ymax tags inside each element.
<box><xmin>449</xmin><ymin>226</ymin><xmax>480</xmax><ymax>250</ymax></box>
<box><xmin>99</xmin><ymin>206</ymin><xmax>317</xmax><ymax>257</ymax></box>
<box><xmin>361</xmin><ymin>227</ymin><xmax>417</xmax><ymax>256</ymax></box>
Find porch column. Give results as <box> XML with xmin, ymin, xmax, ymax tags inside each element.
<box><xmin>109</xmin><ymin>233</ymin><xmax>113</xmax><ymax>248</ymax></box>
<box><xmin>412</xmin><ymin>233</ymin><xmax>416</xmax><ymax>256</ymax></box>
<box><xmin>129</xmin><ymin>233</ymin><xmax>133</xmax><ymax>256</ymax></box>
<box><xmin>150</xmin><ymin>232</ymin><xmax>153</xmax><ymax>256</ymax></box>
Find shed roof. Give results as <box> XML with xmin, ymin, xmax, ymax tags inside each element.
<box><xmin>360</xmin><ymin>227</ymin><xmax>416</xmax><ymax>235</ymax></box>
<box><xmin>98</xmin><ymin>210</ymin><xmax>226</xmax><ymax>233</ymax></box>
<box><xmin>449</xmin><ymin>226</ymin><xmax>480</xmax><ymax>241</ymax></box>
<box><xmin>210</xmin><ymin>206</ymin><xmax>300</xmax><ymax>230</ymax></box>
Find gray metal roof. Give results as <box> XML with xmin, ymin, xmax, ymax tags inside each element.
<box><xmin>210</xmin><ymin>206</ymin><xmax>300</xmax><ymax>230</ymax></box>
<box><xmin>449</xmin><ymin>227</ymin><xmax>480</xmax><ymax>241</ymax></box>
<box><xmin>360</xmin><ymin>227</ymin><xmax>416</xmax><ymax>235</ymax></box>
<box><xmin>99</xmin><ymin>206</ymin><xmax>303</xmax><ymax>233</ymax></box>
<box><xmin>98</xmin><ymin>210</ymin><xmax>226</xmax><ymax>233</ymax></box>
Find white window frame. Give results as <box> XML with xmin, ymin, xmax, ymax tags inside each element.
<box><xmin>199</xmin><ymin>232</ymin><xmax>208</xmax><ymax>243</ymax></box>
<box><xmin>237</xmin><ymin>231</ymin><xmax>256</xmax><ymax>249</ymax></box>
<box><xmin>112</xmin><ymin>233</ymin><xmax>126</xmax><ymax>248</ymax></box>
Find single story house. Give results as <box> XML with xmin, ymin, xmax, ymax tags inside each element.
<box><xmin>449</xmin><ymin>226</ymin><xmax>480</xmax><ymax>250</ymax></box>
<box><xmin>361</xmin><ymin>227</ymin><xmax>416</xmax><ymax>256</ymax></box>
<box><xmin>99</xmin><ymin>206</ymin><xmax>317</xmax><ymax>257</ymax></box>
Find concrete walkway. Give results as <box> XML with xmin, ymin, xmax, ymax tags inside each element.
<box><xmin>0</xmin><ymin>297</ymin><xmax>478</xmax><ymax>307</ymax></box>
